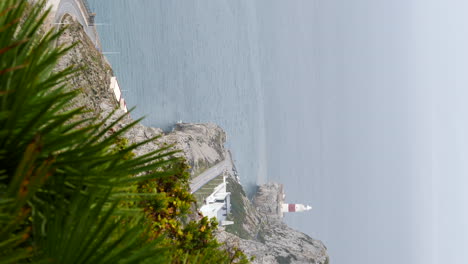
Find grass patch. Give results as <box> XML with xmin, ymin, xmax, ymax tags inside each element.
<box><xmin>224</xmin><ymin>177</ymin><xmax>252</xmax><ymax>239</ymax></box>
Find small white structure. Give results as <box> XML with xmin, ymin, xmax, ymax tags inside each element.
<box><xmin>281</xmin><ymin>203</ymin><xmax>312</xmax><ymax>213</ymax></box>
<box><xmin>199</xmin><ymin>176</ymin><xmax>232</xmax><ymax>225</ymax></box>
<box><xmin>110</xmin><ymin>77</ymin><xmax>128</xmax><ymax>112</ymax></box>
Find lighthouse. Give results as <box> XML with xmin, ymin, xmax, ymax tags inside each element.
<box><xmin>281</xmin><ymin>203</ymin><xmax>312</xmax><ymax>213</ymax></box>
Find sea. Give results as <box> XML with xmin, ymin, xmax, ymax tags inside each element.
<box><xmin>88</xmin><ymin>0</ymin><xmax>267</xmax><ymax>195</ymax></box>
<box><xmin>88</xmin><ymin>0</ymin><xmax>328</xmax><ymax>259</ymax></box>
<box><xmin>86</xmin><ymin>1</ymin><xmax>455</xmax><ymax>264</ymax></box>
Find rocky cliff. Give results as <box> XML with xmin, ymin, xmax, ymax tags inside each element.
<box><xmin>219</xmin><ymin>180</ymin><xmax>329</xmax><ymax>264</ymax></box>
<box><xmin>55</xmin><ymin>15</ymin><xmax>329</xmax><ymax>264</ymax></box>
<box><xmin>162</xmin><ymin>123</ymin><xmax>227</xmax><ymax>176</ymax></box>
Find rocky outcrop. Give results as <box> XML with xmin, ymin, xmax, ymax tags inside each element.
<box><xmin>56</xmin><ymin>15</ymin><xmax>114</xmax><ymax>116</ymax></box>
<box><xmin>219</xmin><ymin>179</ymin><xmax>329</xmax><ymax>264</ymax></box>
<box><xmin>162</xmin><ymin>123</ymin><xmax>227</xmax><ymax>176</ymax></box>
<box><xmin>253</xmin><ymin>183</ymin><xmax>284</xmax><ymax>221</ymax></box>
<box><xmin>253</xmin><ymin>183</ymin><xmax>328</xmax><ymax>264</ymax></box>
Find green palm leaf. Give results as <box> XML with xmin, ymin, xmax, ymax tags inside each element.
<box><xmin>0</xmin><ymin>1</ymin><xmax>179</xmax><ymax>263</ymax></box>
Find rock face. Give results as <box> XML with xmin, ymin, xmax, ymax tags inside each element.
<box><xmin>56</xmin><ymin>15</ymin><xmax>114</xmax><ymax>116</ymax></box>
<box><xmin>253</xmin><ymin>183</ymin><xmax>285</xmax><ymax>221</ymax></box>
<box><xmin>162</xmin><ymin>123</ymin><xmax>227</xmax><ymax>176</ymax></box>
<box><xmin>219</xmin><ymin>180</ymin><xmax>329</xmax><ymax>264</ymax></box>
<box><xmin>56</xmin><ymin>15</ymin><xmax>329</xmax><ymax>264</ymax></box>
<box><xmin>253</xmin><ymin>184</ymin><xmax>328</xmax><ymax>264</ymax></box>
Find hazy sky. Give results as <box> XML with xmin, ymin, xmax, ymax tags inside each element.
<box><xmin>261</xmin><ymin>0</ymin><xmax>468</xmax><ymax>263</ymax></box>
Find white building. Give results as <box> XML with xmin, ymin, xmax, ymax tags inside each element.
<box><xmin>110</xmin><ymin>77</ymin><xmax>128</xmax><ymax>112</ymax></box>
<box><xmin>199</xmin><ymin>176</ymin><xmax>233</xmax><ymax>226</ymax></box>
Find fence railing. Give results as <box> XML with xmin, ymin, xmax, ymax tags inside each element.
<box><xmin>79</xmin><ymin>0</ymin><xmax>95</xmax><ymax>25</ymax></box>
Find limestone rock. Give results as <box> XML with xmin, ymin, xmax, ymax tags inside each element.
<box><xmin>253</xmin><ymin>183</ymin><xmax>284</xmax><ymax>221</ymax></box>
<box><xmin>56</xmin><ymin>15</ymin><xmax>115</xmax><ymax>117</ymax></box>
<box><xmin>219</xmin><ymin>179</ymin><xmax>329</xmax><ymax>264</ymax></box>
<box><xmin>161</xmin><ymin>123</ymin><xmax>227</xmax><ymax>176</ymax></box>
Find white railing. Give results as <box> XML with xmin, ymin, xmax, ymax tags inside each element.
<box><xmin>110</xmin><ymin>77</ymin><xmax>128</xmax><ymax>112</ymax></box>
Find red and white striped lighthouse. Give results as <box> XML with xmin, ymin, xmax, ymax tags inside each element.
<box><xmin>281</xmin><ymin>203</ymin><xmax>312</xmax><ymax>213</ymax></box>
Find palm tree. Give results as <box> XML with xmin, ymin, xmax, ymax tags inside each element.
<box><xmin>0</xmin><ymin>1</ymin><xmax>179</xmax><ymax>262</ymax></box>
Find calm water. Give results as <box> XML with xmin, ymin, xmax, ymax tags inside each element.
<box><xmin>87</xmin><ymin>1</ymin><xmax>468</xmax><ymax>264</ymax></box>
<box><xmin>88</xmin><ymin>0</ymin><xmax>331</xmax><ymax>259</ymax></box>
<box><xmin>89</xmin><ymin>0</ymin><xmax>267</xmax><ymax>194</ymax></box>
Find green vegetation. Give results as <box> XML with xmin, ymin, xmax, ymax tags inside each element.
<box><xmin>225</xmin><ymin>177</ymin><xmax>252</xmax><ymax>239</ymax></box>
<box><xmin>136</xmin><ymin>162</ymin><xmax>249</xmax><ymax>263</ymax></box>
<box><xmin>0</xmin><ymin>1</ymin><xmax>249</xmax><ymax>263</ymax></box>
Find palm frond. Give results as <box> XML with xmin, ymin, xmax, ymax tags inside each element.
<box><xmin>0</xmin><ymin>1</ymin><xmax>182</xmax><ymax>263</ymax></box>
